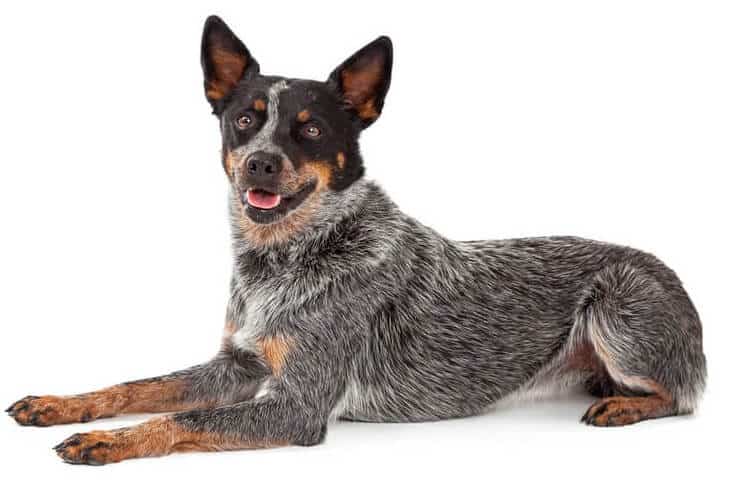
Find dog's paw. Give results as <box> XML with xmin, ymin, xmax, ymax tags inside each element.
<box><xmin>54</xmin><ymin>430</ymin><xmax>130</xmax><ymax>465</ymax></box>
<box><xmin>581</xmin><ymin>397</ymin><xmax>649</xmax><ymax>427</ymax></box>
<box><xmin>6</xmin><ymin>395</ymin><xmax>93</xmax><ymax>427</ymax></box>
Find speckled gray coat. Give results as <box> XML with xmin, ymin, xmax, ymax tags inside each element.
<box><xmin>170</xmin><ymin>177</ymin><xmax>706</xmax><ymax>443</ymax></box>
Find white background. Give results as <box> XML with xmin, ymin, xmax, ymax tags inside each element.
<box><xmin>1</xmin><ymin>1</ymin><xmax>730</xmax><ymax>487</ymax></box>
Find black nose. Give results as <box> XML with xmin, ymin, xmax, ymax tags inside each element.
<box><xmin>246</xmin><ymin>152</ymin><xmax>282</xmax><ymax>183</ymax></box>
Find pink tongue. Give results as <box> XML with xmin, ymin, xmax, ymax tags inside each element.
<box><xmin>247</xmin><ymin>189</ymin><xmax>281</xmax><ymax>210</ymax></box>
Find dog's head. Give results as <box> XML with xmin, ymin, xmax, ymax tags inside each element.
<box><xmin>201</xmin><ymin>16</ymin><xmax>391</xmax><ymax>245</ymax></box>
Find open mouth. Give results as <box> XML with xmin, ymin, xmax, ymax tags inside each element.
<box><xmin>241</xmin><ymin>181</ymin><xmax>316</xmax><ymax>224</ymax></box>
<box><xmin>246</xmin><ymin>189</ymin><xmax>282</xmax><ymax>210</ymax></box>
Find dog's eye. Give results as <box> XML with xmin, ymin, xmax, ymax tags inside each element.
<box><xmin>236</xmin><ymin>114</ymin><xmax>253</xmax><ymax>130</ymax></box>
<box><xmin>301</xmin><ymin>123</ymin><xmax>322</xmax><ymax>139</ymax></box>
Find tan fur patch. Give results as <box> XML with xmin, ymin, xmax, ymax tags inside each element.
<box><xmin>584</xmin><ymin>392</ymin><xmax>674</xmax><ymax>427</ymax></box>
<box><xmin>206</xmin><ymin>48</ymin><xmax>248</xmax><ymax>100</ymax></box>
<box><xmin>341</xmin><ymin>59</ymin><xmax>383</xmax><ymax>120</ymax></box>
<box><xmin>237</xmin><ymin>159</ymin><xmax>333</xmax><ymax>247</ymax></box>
<box><xmin>254</xmin><ymin>99</ymin><xmax>266</xmax><ymax>111</ymax></box>
<box><xmin>224</xmin><ymin>151</ymin><xmax>236</xmax><ymax>178</ymax></box>
<box><xmin>564</xmin><ymin>341</ymin><xmax>602</xmax><ymax>373</ymax></box>
<box><xmin>297</xmin><ymin>110</ymin><xmax>310</xmax><ymax>122</ymax></box>
<box><xmin>8</xmin><ymin>379</ymin><xmax>212</xmax><ymax>427</ymax></box>
<box><xmin>336</xmin><ymin>152</ymin><xmax>346</xmax><ymax>170</ymax></box>
<box><xmin>238</xmin><ymin>199</ymin><xmax>318</xmax><ymax>247</ymax></box>
<box><xmin>357</xmin><ymin>98</ymin><xmax>379</xmax><ymax>120</ymax></box>
<box><xmin>55</xmin><ymin>416</ymin><xmax>288</xmax><ymax>464</ymax></box>
<box><xmin>256</xmin><ymin>335</ymin><xmax>293</xmax><ymax>375</ymax></box>
<box><xmin>206</xmin><ymin>86</ymin><xmax>226</xmax><ymax>101</ymax></box>
<box><xmin>301</xmin><ymin>160</ymin><xmax>333</xmax><ymax>190</ymax></box>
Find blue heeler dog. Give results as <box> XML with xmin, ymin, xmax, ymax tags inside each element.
<box><xmin>7</xmin><ymin>16</ymin><xmax>707</xmax><ymax>465</ymax></box>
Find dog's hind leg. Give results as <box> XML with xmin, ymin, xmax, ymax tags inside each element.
<box><xmin>574</xmin><ymin>261</ymin><xmax>706</xmax><ymax>427</ymax></box>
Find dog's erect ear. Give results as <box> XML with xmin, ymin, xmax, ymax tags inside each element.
<box><xmin>327</xmin><ymin>36</ymin><xmax>392</xmax><ymax>128</ymax></box>
<box><xmin>201</xmin><ymin>16</ymin><xmax>259</xmax><ymax>109</ymax></box>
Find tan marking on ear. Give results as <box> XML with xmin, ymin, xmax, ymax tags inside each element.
<box><xmin>254</xmin><ymin>99</ymin><xmax>266</xmax><ymax>111</ymax></box>
<box><xmin>55</xmin><ymin>416</ymin><xmax>288</xmax><ymax>464</ymax></box>
<box><xmin>256</xmin><ymin>335</ymin><xmax>293</xmax><ymax>376</ymax></box>
<box><xmin>297</xmin><ymin>110</ymin><xmax>310</xmax><ymax>122</ymax></box>
<box><xmin>341</xmin><ymin>58</ymin><xmax>384</xmax><ymax>119</ymax></box>
<box><xmin>357</xmin><ymin>98</ymin><xmax>379</xmax><ymax>120</ymax></box>
<box><xmin>206</xmin><ymin>85</ymin><xmax>227</xmax><ymax>101</ymax></box>
<box><xmin>342</xmin><ymin>61</ymin><xmax>382</xmax><ymax>98</ymax></box>
<box><xmin>336</xmin><ymin>152</ymin><xmax>346</xmax><ymax>170</ymax></box>
<box><xmin>206</xmin><ymin>48</ymin><xmax>248</xmax><ymax>101</ymax></box>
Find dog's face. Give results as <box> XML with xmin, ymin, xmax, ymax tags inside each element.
<box><xmin>201</xmin><ymin>16</ymin><xmax>392</xmax><ymax>243</ymax></box>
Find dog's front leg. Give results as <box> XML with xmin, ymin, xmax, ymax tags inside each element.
<box><xmin>7</xmin><ymin>350</ymin><xmax>268</xmax><ymax>427</ymax></box>
<box><xmin>52</xmin><ymin>334</ymin><xmax>344</xmax><ymax>464</ymax></box>
<box><xmin>52</xmin><ymin>396</ymin><xmax>327</xmax><ymax>465</ymax></box>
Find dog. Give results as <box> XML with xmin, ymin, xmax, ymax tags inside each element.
<box><xmin>7</xmin><ymin>16</ymin><xmax>707</xmax><ymax>465</ymax></box>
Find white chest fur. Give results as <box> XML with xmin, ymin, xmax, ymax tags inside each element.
<box><xmin>231</xmin><ymin>288</ymin><xmax>276</xmax><ymax>353</ymax></box>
